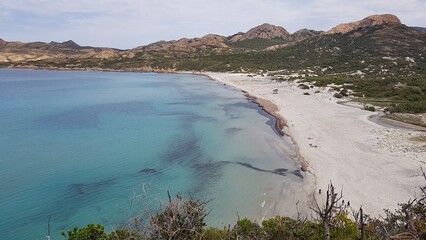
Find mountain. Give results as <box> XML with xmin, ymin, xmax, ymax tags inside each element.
<box><xmin>132</xmin><ymin>34</ymin><xmax>229</xmax><ymax>56</ymax></box>
<box><xmin>0</xmin><ymin>39</ymin><xmax>122</xmax><ymax>64</ymax></box>
<box><xmin>1</xmin><ymin>13</ymin><xmax>425</xmax><ymax>75</ymax></box>
<box><xmin>49</xmin><ymin>40</ymin><xmax>81</xmax><ymax>49</ymax></box>
<box><xmin>1</xmin><ymin>13</ymin><xmax>425</xmax><ymax>112</ymax></box>
<box><xmin>290</xmin><ymin>29</ymin><xmax>322</xmax><ymax>41</ymax></box>
<box><xmin>325</xmin><ymin>14</ymin><xmax>401</xmax><ymax>35</ymax></box>
<box><xmin>412</xmin><ymin>27</ymin><xmax>426</xmax><ymax>32</ymax></box>
<box><xmin>228</xmin><ymin>23</ymin><xmax>290</xmax><ymax>42</ymax></box>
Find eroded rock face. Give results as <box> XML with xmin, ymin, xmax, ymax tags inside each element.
<box><xmin>0</xmin><ymin>39</ymin><xmax>122</xmax><ymax>63</ymax></box>
<box><xmin>290</xmin><ymin>29</ymin><xmax>322</xmax><ymax>41</ymax></box>
<box><xmin>134</xmin><ymin>34</ymin><xmax>228</xmax><ymax>54</ymax></box>
<box><xmin>0</xmin><ymin>38</ymin><xmax>5</xmax><ymax>46</ymax></box>
<box><xmin>229</xmin><ymin>23</ymin><xmax>290</xmax><ymax>42</ymax></box>
<box><xmin>325</xmin><ymin>14</ymin><xmax>401</xmax><ymax>35</ymax></box>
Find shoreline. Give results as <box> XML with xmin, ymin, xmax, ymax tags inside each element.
<box><xmin>199</xmin><ymin>71</ymin><xmax>314</xmax><ymax>219</ymax></box>
<box><xmin>3</xmin><ymin>67</ymin><xmax>426</xmax><ymax>217</ymax></box>
<box><xmin>4</xmin><ymin>66</ymin><xmax>424</xmax><ymax>131</ymax></box>
<box><xmin>244</xmin><ymin>93</ymin><xmax>287</xmax><ymax>137</ymax></box>
<box><xmin>201</xmin><ymin>71</ymin><xmax>309</xmax><ymax>172</ymax></box>
<box><xmin>203</xmin><ymin>71</ymin><xmax>426</xmax><ymax>218</ymax></box>
<box><xmin>242</xmin><ymin>92</ymin><xmax>310</xmax><ymax>172</ymax></box>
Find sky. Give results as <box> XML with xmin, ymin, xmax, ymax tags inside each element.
<box><xmin>0</xmin><ymin>0</ymin><xmax>425</xmax><ymax>49</ymax></box>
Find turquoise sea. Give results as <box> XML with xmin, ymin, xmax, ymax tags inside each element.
<box><xmin>0</xmin><ymin>69</ymin><xmax>303</xmax><ymax>239</ymax></box>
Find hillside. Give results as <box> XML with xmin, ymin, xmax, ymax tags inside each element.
<box><xmin>0</xmin><ymin>39</ymin><xmax>126</xmax><ymax>65</ymax></box>
<box><xmin>1</xmin><ymin>14</ymin><xmax>425</xmax><ymax>112</ymax></box>
<box><xmin>2</xmin><ymin>14</ymin><xmax>424</xmax><ymax>74</ymax></box>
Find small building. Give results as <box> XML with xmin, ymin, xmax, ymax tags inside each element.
<box><xmin>273</xmin><ymin>88</ymin><xmax>278</xmax><ymax>94</ymax></box>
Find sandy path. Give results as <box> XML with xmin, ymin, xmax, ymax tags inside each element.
<box><xmin>206</xmin><ymin>72</ymin><xmax>426</xmax><ymax>217</ymax></box>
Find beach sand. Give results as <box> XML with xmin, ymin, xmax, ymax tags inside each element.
<box><xmin>205</xmin><ymin>72</ymin><xmax>426</xmax><ymax>218</ymax></box>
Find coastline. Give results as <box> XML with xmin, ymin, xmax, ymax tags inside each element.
<box><xmin>200</xmin><ymin>71</ymin><xmax>310</xmax><ymax>172</ymax></box>
<box><xmin>204</xmin><ymin>71</ymin><xmax>426</xmax><ymax>218</ymax></box>
<box><xmin>243</xmin><ymin>93</ymin><xmax>310</xmax><ymax>172</ymax></box>
<box><xmin>3</xmin><ymin>67</ymin><xmax>425</xmax><ymax>218</ymax></box>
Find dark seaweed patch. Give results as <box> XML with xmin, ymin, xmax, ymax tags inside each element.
<box><xmin>32</xmin><ymin>178</ymin><xmax>118</xmax><ymax>224</ymax></box>
<box><xmin>292</xmin><ymin>170</ymin><xmax>304</xmax><ymax>179</ymax></box>
<box><xmin>155</xmin><ymin>132</ymin><xmax>225</xmax><ymax>195</ymax></box>
<box><xmin>139</xmin><ymin>168</ymin><xmax>157</xmax><ymax>174</ymax></box>
<box><xmin>220</xmin><ymin>99</ymin><xmax>280</xmax><ymax>136</ymax></box>
<box><xmin>217</xmin><ymin>160</ymin><xmax>290</xmax><ymax>177</ymax></box>
<box><xmin>226</xmin><ymin>127</ymin><xmax>243</xmax><ymax>135</ymax></box>
<box><xmin>157</xmin><ymin>112</ymin><xmax>217</xmax><ymax>126</ymax></box>
<box><xmin>234</xmin><ymin>161</ymin><xmax>288</xmax><ymax>176</ymax></box>
<box><xmin>274</xmin><ymin>168</ymin><xmax>289</xmax><ymax>175</ymax></box>
<box><xmin>189</xmin><ymin>161</ymin><xmax>226</xmax><ymax>194</ymax></box>
<box><xmin>37</xmin><ymin>101</ymin><xmax>153</xmax><ymax>128</ymax></box>
<box><xmin>158</xmin><ymin>133</ymin><xmax>203</xmax><ymax>166</ymax></box>
<box><xmin>166</xmin><ymin>101</ymin><xmax>203</xmax><ymax>106</ymax></box>
<box><xmin>69</xmin><ymin>178</ymin><xmax>116</xmax><ymax>195</ymax></box>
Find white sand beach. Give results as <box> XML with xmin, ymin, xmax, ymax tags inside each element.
<box><xmin>206</xmin><ymin>72</ymin><xmax>426</xmax><ymax>218</ymax></box>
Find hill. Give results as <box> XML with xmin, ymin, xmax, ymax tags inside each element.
<box><xmin>1</xmin><ymin>14</ymin><xmax>425</xmax><ymax>112</ymax></box>
<box><xmin>4</xmin><ymin>14</ymin><xmax>424</xmax><ymax>74</ymax></box>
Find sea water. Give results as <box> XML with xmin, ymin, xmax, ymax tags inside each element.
<box><xmin>0</xmin><ymin>69</ymin><xmax>303</xmax><ymax>239</ymax></box>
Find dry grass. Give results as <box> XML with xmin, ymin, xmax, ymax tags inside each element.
<box><xmin>410</xmin><ymin>136</ymin><xmax>426</xmax><ymax>143</ymax></box>
<box><xmin>383</xmin><ymin>113</ymin><xmax>426</xmax><ymax>128</ymax></box>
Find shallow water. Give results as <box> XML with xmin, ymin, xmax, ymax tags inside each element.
<box><xmin>0</xmin><ymin>69</ymin><xmax>303</xmax><ymax>239</ymax></box>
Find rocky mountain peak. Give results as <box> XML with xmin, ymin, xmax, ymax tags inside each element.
<box><xmin>290</xmin><ymin>29</ymin><xmax>322</xmax><ymax>41</ymax></box>
<box><xmin>134</xmin><ymin>33</ymin><xmax>228</xmax><ymax>55</ymax></box>
<box><xmin>48</xmin><ymin>40</ymin><xmax>81</xmax><ymax>49</ymax></box>
<box><xmin>325</xmin><ymin>14</ymin><xmax>401</xmax><ymax>35</ymax></box>
<box><xmin>229</xmin><ymin>23</ymin><xmax>290</xmax><ymax>42</ymax></box>
<box><xmin>0</xmin><ymin>38</ymin><xmax>6</xmax><ymax>49</ymax></box>
<box><xmin>412</xmin><ymin>27</ymin><xmax>426</xmax><ymax>32</ymax></box>
<box><xmin>201</xmin><ymin>34</ymin><xmax>226</xmax><ymax>42</ymax></box>
<box><xmin>61</xmin><ymin>40</ymin><xmax>80</xmax><ymax>48</ymax></box>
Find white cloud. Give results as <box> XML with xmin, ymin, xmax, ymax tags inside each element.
<box><xmin>1</xmin><ymin>0</ymin><xmax>425</xmax><ymax>48</ymax></box>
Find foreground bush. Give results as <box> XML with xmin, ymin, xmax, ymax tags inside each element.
<box><xmin>61</xmin><ymin>224</ymin><xmax>138</xmax><ymax>240</ymax></box>
<box><xmin>146</xmin><ymin>194</ymin><xmax>209</xmax><ymax>239</ymax></box>
<box><xmin>62</xmin><ymin>171</ymin><xmax>426</xmax><ymax>240</ymax></box>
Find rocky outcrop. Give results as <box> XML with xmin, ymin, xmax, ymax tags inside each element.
<box><xmin>2</xmin><ymin>13</ymin><xmax>420</xmax><ymax>68</ymax></box>
<box><xmin>229</xmin><ymin>23</ymin><xmax>290</xmax><ymax>42</ymax></box>
<box><xmin>412</xmin><ymin>27</ymin><xmax>426</xmax><ymax>32</ymax></box>
<box><xmin>0</xmin><ymin>38</ymin><xmax>7</xmax><ymax>48</ymax></box>
<box><xmin>325</xmin><ymin>14</ymin><xmax>401</xmax><ymax>35</ymax></box>
<box><xmin>0</xmin><ymin>39</ymin><xmax>121</xmax><ymax>63</ymax></box>
<box><xmin>49</xmin><ymin>40</ymin><xmax>81</xmax><ymax>49</ymax></box>
<box><xmin>133</xmin><ymin>34</ymin><xmax>228</xmax><ymax>55</ymax></box>
<box><xmin>290</xmin><ymin>29</ymin><xmax>322</xmax><ymax>41</ymax></box>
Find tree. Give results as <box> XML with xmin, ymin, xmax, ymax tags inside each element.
<box><xmin>311</xmin><ymin>183</ymin><xmax>347</xmax><ymax>240</ymax></box>
<box><xmin>145</xmin><ymin>193</ymin><xmax>210</xmax><ymax>240</ymax></box>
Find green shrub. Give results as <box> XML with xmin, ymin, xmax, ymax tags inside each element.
<box><xmin>329</xmin><ymin>212</ymin><xmax>359</xmax><ymax>239</ymax></box>
<box><xmin>363</xmin><ymin>105</ymin><xmax>376</xmax><ymax>112</ymax></box>
<box><xmin>62</xmin><ymin>170</ymin><xmax>426</xmax><ymax>239</ymax></box>
<box><xmin>61</xmin><ymin>224</ymin><xmax>137</xmax><ymax>240</ymax></box>
<box><xmin>333</xmin><ymin>93</ymin><xmax>343</xmax><ymax>98</ymax></box>
<box><xmin>233</xmin><ymin>218</ymin><xmax>265</xmax><ymax>239</ymax></box>
<box><xmin>391</xmin><ymin>100</ymin><xmax>426</xmax><ymax>113</ymax></box>
<box><xmin>339</xmin><ymin>88</ymin><xmax>348</xmax><ymax>96</ymax></box>
<box><xmin>202</xmin><ymin>227</ymin><xmax>228</xmax><ymax>240</ymax></box>
<box><xmin>262</xmin><ymin>216</ymin><xmax>322</xmax><ymax>240</ymax></box>
<box><xmin>298</xmin><ymin>84</ymin><xmax>310</xmax><ymax>90</ymax></box>
<box><xmin>61</xmin><ymin>224</ymin><xmax>107</xmax><ymax>240</ymax></box>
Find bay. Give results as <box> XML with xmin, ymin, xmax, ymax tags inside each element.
<box><xmin>0</xmin><ymin>69</ymin><xmax>303</xmax><ymax>239</ymax></box>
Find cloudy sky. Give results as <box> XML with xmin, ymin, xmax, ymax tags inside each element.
<box><xmin>1</xmin><ymin>0</ymin><xmax>425</xmax><ymax>49</ymax></box>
